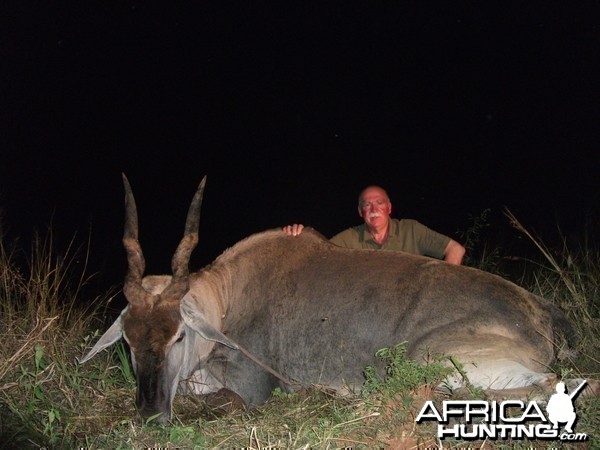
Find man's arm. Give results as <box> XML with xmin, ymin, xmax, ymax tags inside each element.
<box><xmin>443</xmin><ymin>239</ymin><xmax>465</xmax><ymax>265</ymax></box>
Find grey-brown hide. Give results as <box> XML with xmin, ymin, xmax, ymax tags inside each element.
<box><xmin>196</xmin><ymin>228</ymin><xmax>575</xmax><ymax>399</ymax></box>
<box><xmin>81</xmin><ymin>177</ymin><xmax>581</xmax><ymax>425</ymax></box>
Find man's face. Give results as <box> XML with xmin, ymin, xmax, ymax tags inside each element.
<box><xmin>358</xmin><ymin>187</ymin><xmax>392</xmax><ymax>230</ymax></box>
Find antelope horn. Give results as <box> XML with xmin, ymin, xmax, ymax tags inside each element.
<box><xmin>121</xmin><ymin>174</ymin><xmax>150</xmax><ymax>307</ymax></box>
<box><xmin>171</xmin><ymin>176</ymin><xmax>206</xmax><ymax>279</ymax></box>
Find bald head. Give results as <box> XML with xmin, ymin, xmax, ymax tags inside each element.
<box><xmin>358</xmin><ymin>186</ymin><xmax>390</xmax><ymax>208</ymax></box>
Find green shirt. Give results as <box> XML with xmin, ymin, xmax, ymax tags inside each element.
<box><xmin>329</xmin><ymin>218</ymin><xmax>450</xmax><ymax>259</ymax></box>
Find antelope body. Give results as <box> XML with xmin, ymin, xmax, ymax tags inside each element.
<box><xmin>80</xmin><ymin>176</ymin><xmax>578</xmax><ymax>424</ymax></box>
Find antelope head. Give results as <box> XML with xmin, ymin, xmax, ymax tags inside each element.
<box><xmin>79</xmin><ymin>174</ymin><xmax>207</xmax><ymax>424</ymax></box>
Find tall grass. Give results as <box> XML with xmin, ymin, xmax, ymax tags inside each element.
<box><xmin>505</xmin><ymin>209</ymin><xmax>600</xmax><ymax>376</ymax></box>
<box><xmin>0</xmin><ymin>228</ymin><xmax>120</xmax><ymax>448</ymax></box>
<box><xmin>0</xmin><ymin>213</ymin><xmax>598</xmax><ymax>449</ymax></box>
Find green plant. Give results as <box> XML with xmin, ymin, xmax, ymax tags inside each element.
<box><xmin>459</xmin><ymin>208</ymin><xmax>504</xmax><ymax>272</ymax></box>
<box><xmin>362</xmin><ymin>342</ymin><xmax>454</xmax><ymax>398</ymax></box>
<box><xmin>6</xmin><ymin>344</ymin><xmax>64</xmax><ymax>445</ymax></box>
<box><xmin>270</xmin><ymin>387</ymin><xmax>297</xmax><ymax>400</ymax></box>
<box><xmin>115</xmin><ymin>341</ymin><xmax>135</xmax><ymax>384</ymax></box>
<box><xmin>446</xmin><ymin>355</ymin><xmax>485</xmax><ymax>399</ymax></box>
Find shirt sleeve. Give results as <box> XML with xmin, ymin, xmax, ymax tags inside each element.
<box><xmin>411</xmin><ymin>220</ymin><xmax>451</xmax><ymax>259</ymax></box>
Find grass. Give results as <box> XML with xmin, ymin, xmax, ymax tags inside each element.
<box><xmin>0</xmin><ymin>213</ymin><xmax>598</xmax><ymax>449</ymax></box>
<box><xmin>504</xmin><ymin>209</ymin><xmax>600</xmax><ymax>377</ymax></box>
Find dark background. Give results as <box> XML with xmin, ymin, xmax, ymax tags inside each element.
<box><xmin>2</xmin><ymin>3</ymin><xmax>598</xmax><ymax>293</ymax></box>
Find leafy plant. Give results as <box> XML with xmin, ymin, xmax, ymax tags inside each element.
<box><xmin>446</xmin><ymin>355</ymin><xmax>485</xmax><ymax>399</ymax></box>
<box><xmin>362</xmin><ymin>342</ymin><xmax>453</xmax><ymax>398</ymax></box>
<box><xmin>459</xmin><ymin>208</ymin><xmax>503</xmax><ymax>271</ymax></box>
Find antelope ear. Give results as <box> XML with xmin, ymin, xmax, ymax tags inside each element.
<box><xmin>181</xmin><ymin>298</ymin><xmax>238</xmax><ymax>350</ymax></box>
<box><xmin>78</xmin><ymin>311</ymin><xmax>125</xmax><ymax>364</ymax></box>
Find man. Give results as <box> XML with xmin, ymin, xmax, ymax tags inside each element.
<box><xmin>283</xmin><ymin>185</ymin><xmax>465</xmax><ymax>265</ymax></box>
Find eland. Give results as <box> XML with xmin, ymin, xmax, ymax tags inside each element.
<box><xmin>80</xmin><ymin>175</ymin><xmax>586</xmax><ymax>424</ymax></box>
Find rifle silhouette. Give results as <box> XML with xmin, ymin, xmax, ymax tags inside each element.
<box><xmin>568</xmin><ymin>380</ymin><xmax>587</xmax><ymax>400</ymax></box>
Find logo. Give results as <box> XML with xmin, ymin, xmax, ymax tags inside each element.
<box><xmin>415</xmin><ymin>380</ymin><xmax>588</xmax><ymax>442</ymax></box>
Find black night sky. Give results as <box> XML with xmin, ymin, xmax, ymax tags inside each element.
<box><xmin>2</xmin><ymin>3</ymin><xmax>598</xmax><ymax>290</ymax></box>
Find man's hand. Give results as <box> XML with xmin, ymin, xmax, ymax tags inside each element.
<box><xmin>443</xmin><ymin>239</ymin><xmax>466</xmax><ymax>265</ymax></box>
<box><xmin>282</xmin><ymin>224</ymin><xmax>304</xmax><ymax>236</ymax></box>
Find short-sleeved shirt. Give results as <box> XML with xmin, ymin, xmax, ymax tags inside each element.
<box><xmin>329</xmin><ymin>218</ymin><xmax>450</xmax><ymax>259</ymax></box>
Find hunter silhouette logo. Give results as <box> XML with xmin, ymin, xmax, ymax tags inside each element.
<box><xmin>546</xmin><ymin>380</ymin><xmax>586</xmax><ymax>434</ymax></box>
<box><xmin>416</xmin><ymin>380</ymin><xmax>589</xmax><ymax>442</ymax></box>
